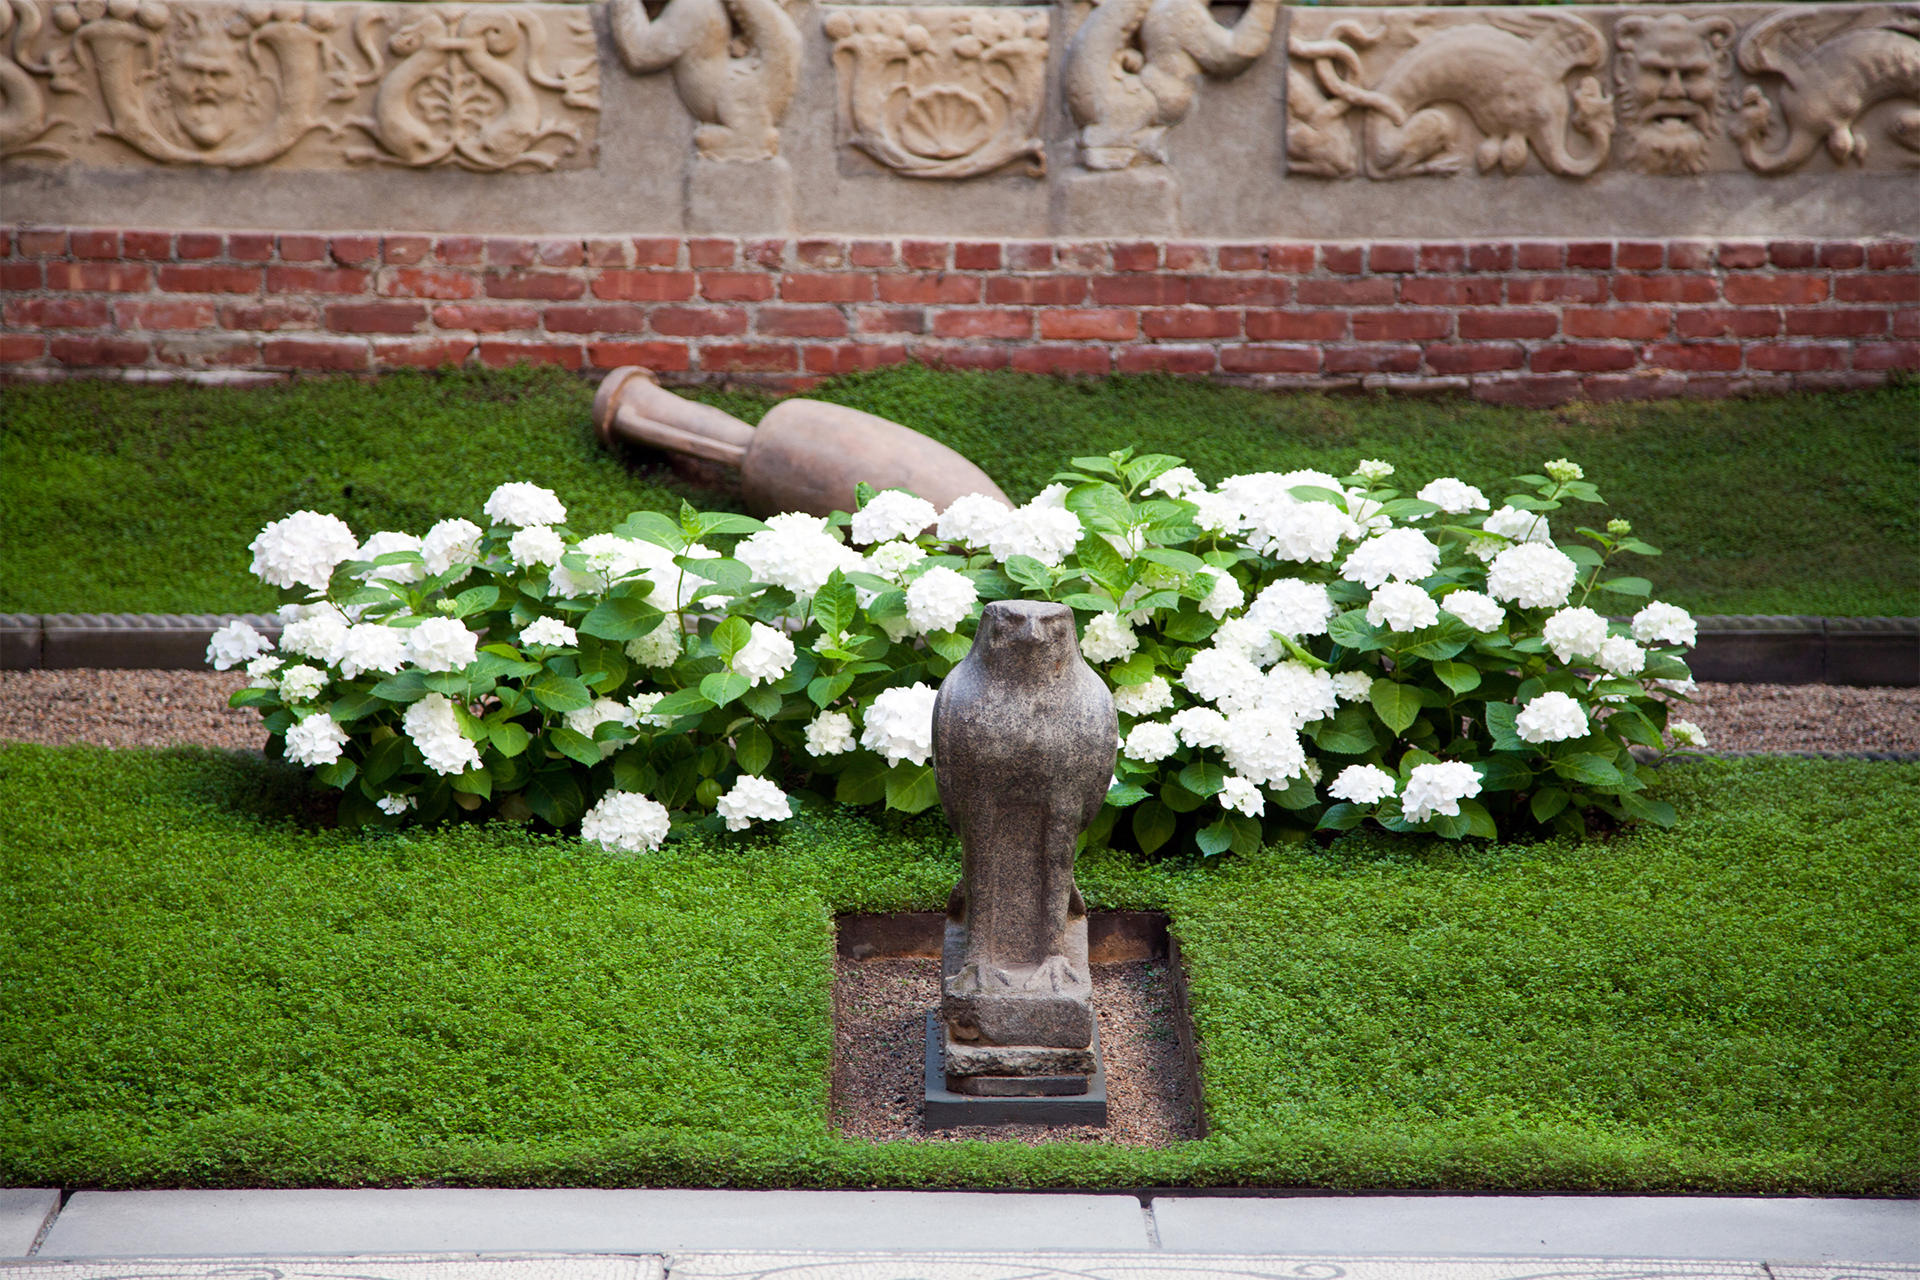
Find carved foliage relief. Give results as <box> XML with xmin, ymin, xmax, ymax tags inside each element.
<box><xmin>825</xmin><ymin>6</ymin><xmax>1048</xmax><ymax>178</ymax></box>
<box><xmin>1288</xmin><ymin>5</ymin><xmax>1920</xmax><ymax>179</ymax></box>
<box><xmin>2</xmin><ymin>0</ymin><xmax>597</xmax><ymax>169</ymax></box>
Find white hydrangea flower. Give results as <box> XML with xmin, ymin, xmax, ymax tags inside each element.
<box><xmin>519</xmin><ymin>616</ymin><xmax>577</xmax><ymax>648</ymax></box>
<box><xmin>1416</xmin><ymin>477</ymin><xmax>1489</xmax><ymax>515</ymax></box>
<box><xmin>1113</xmin><ymin>676</ymin><xmax>1174</xmax><ymax>718</ymax></box>
<box><xmin>284</xmin><ymin>711</ymin><xmax>349</xmax><ymax>767</ymax></box>
<box><xmin>1222</xmin><ymin>469</ymin><xmax>1343</xmax><ymax>504</ymax></box>
<box><xmin>1345</xmin><ymin>489</ymin><xmax>1393</xmax><ymax>538</ymax></box>
<box><xmin>1245</xmin><ymin>501</ymin><xmax>1353</xmax><ymax>565</ymax></box>
<box><xmin>733</xmin><ymin>622</ymin><xmax>797</xmax><ymax>686</ymax></box>
<box><xmin>1354</xmin><ymin>459</ymin><xmax>1394</xmax><ymax>484</ymax></box>
<box><xmin>1147</xmin><ymin>466</ymin><xmax>1204</xmax><ymax>498</ymax></box>
<box><xmin>1597</xmin><ymin>635</ymin><xmax>1647</xmax><ymax>677</ymax></box>
<box><xmin>1183</xmin><ymin>646</ymin><xmax>1266</xmax><ymax>712</ymax></box>
<box><xmin>1486</xmin><ymin>544</ymin><xmax>1578</xmax><ymax>609</ymax></box>
<box><xmin>1654</xmin><ymin>676</ymin><xmax>1698</xmax><ymax>697</ymax></box>
<box><xmin>354</xmin><ymin>531</ymin><xmax>423</xmax><ymax>585</ymax></box>
<box><xmin>1544</xmin><ymin>458</ymin><xmax>1585</xmax><ymax>483</ymax></box>
<box><xmin>737</xmin><ymin>512</ymin><xmax>865</xmax><ymax>598</ymax></box>
<box><xmin>279</xmin><ymin>613</ymin><xmax>348</xmax><ymax>665</ymax></box>
<box><xmin>717</xmin><ymin>775</ymin><xmax>793</xmax><ymax>831</ymax></box>
<box><xmin>1170</xmin><ymin>706</ymin><xmax>1231</xmax><ymax>750</ymax></box>
<box><xmin>1123</xmin><ymin>721</ymin><xmax>1181</xmax><ymax>763</ymax></box>
<box><xmin>336</xmin><ymin>622</ymin><xmax>407</xmax><ymax>680</ymax></box>
<box><xmin>1441</xmin><ymin>590</ymin><xmax>1505</xmax><ymax>633</ymax></box>
<box><xmin>1303</xmin><ymin>758</ymin><xmax>1323</xmax><ymax>786</ymax></box>
<box><xmin>626</xmin><ymin>692</ymin><xmax>676</xmax><ymax>729</ymax></box>
<box><xmin>579</xmin><ymin>790</ymin><xmax>671</xmax><ymax>854</ymax></box>
<box><xmin>1246</xmin><ymin>579</ymin><xmax>1335</xmax><ymax>639</ymax></box>
<box><xmin>1331</xmin><ymin>670</ymin><xmax>1373</xmax><ymax>702</ymax></box>
<box><xmin>245</xmin><ymin>654</ymin><xmax>283</xmax><ymax>688</ymax></box>
<box><xmin>402</xmin><ymin>692</ymin><xmax>481</xmax><ymax>776</ymax></box>
<box><xmin>851</xmin><ymin>490</ymin><xmax>938</xmax><ymax>545</ymax></box>
<box><xmin>1670</xmin><ymin>720</ymin><xmax>1708</xmax><ymax>749</ymax></box>
<box><xmin>1366</xmin><ymin>582</ymin><xmax>1440</xmax><ymax>632</ymax></box>
<box><xmin>1215</xmin><ymin>617</ymin><xmax>1283</xmax><ymax>668</ymax></box>
<box><xmin>1543</xmin><ymin>606</ymin><xmax>1610</xmax><ymax>664</ymax></box>
<box><xmin>626</xmin><ymin>621</ymin><xmax>684</xmax><ymax>669</ymax></box>
<box><xmin>1401</xmin><ymin>761</ymin><xmax>1483</xmax><ymax>823</ymax></box>
<box><xmin>1199</xmin><ymin>571</ymin><xmax>1245</xmax><ymax>619</ymax></box>
<box><xmin>566</xmin><ymin>698</ymin><xmax>639</xmax><ymax>758</ymax></box>
<box><xmin>1080</xmin><ymin>612</ymin><xmax>1139</xmax><ymax>664</ymax></box>
<box><xmin>509</xmin><ymin>525</ymin><xmax>566</xmax><ymax>569</ymax></box>
<box><xmin>905</xmin><ymin>566</ymin><xmax>978</xmax><ymax>635</ymax></box>
<box><xmin>1329</xmin><ymin>763</ymin><xmax>1397</xmax><ymax>805</ymax></box>
<box><xmin>860</xmin><ymin>683</ymin><xmax>938</xmax><ymax>766</ymax></box>
<box><xmin>865</xmin><ymin>539</ymin><xmax>928</xmax><ymax>582</ymax></box>
<box><xmin>1259</xmin><ymin>661</ymin><xmax>1338</xmax><ymax>730</ymax></box>
<box><xmin>420</xmin><ymin>517</ymin><xmax>483</xmax><ymax>578</ymax></box>
<box><xmin>937</xmin><ymin>492</ymin><xmax>1013</xmax><ymax>546</ymax></box>
<box><xmin>1188</xmin><ymin>490</ymin><xmax>1244</xmax><ymax>536</ymax></box>
<box><xmin>278</xmin><ymin>663</ymin><xmax>326</xmax><ymax>704</ymax></box>
<box><xmin>805</xmin><ymin>710</ymin><xmax>857</xmax><ymax>757</ymax></box>
<box><xmin>1515</xmin><ymin>691</ymin><xmax>1589</xmax><ymax>744</ymax></box>
<box><xmin>1342</xmin><ymin>528</ymin><xmax>1441</xmax><ymax>590</ymax></box>
<box><xmin>483</xmin><ymin>481</ymin><xmax>567</xmax><ymax>528</ymax></box>
<box><xmin>1482</xmin><ymin>505</ymin><xmax>1552</xmax><ymax>546</ymax></box>
<box><xmin>1220</xmin><ymin>707</ymin><xmax>1308</xmax><ymax>787</ymax></box>
<box><xmin>1632</xmin><ymin>601</ymin><xmax>1698</xmax><ymax>648</ymax></box>
<box><xmin>206</xmin><ymin>619</ymin><xmax>272</xmax><ymax>671</ymax></box>
<box><xmin>549</xmin><ymin>532</ymin><xmax>645</xmax><ymax>599</ymax></box>
<box><xmin>375</xmin><ymin>794</ymin><xmax>416</xmax><ymax>816</ymax></box>
<box><xmin>249</xmin><ymin>510</ymin><xmax>359</xmax><ymax>592</ymax></box>
<box><xmin>987</xmin><ymin>500</ymin><xmax>1084</xmax><ymax>567</ymax></box>
<box><xmin>1218</xmin><ymin>775</ymin><xmax>1264</xmax><ymax>817</ymax></box>
<box><xmin>406</xmin><ymin>617</ymin><xmax>478</xmax><ymax>672</ymax></box>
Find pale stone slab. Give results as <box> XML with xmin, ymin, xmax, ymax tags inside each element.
<box><xmin>1151</xmin><ymin>1196</ymin><xmax>1920</xmax><ymax>1262</ymax></box>
<box><xmin>36</xmin><ymin>1191</ymin><xmax>1151</xmax><ymax>1257</ymax></box>
<box><xmin>0</xmin><ymin>1257</ymin><xmax>661</xmax><ymax>1280</ymax></box>
<box><xmin>667</xmin><ymin>1253</ymin><xmax>1772</xmax><ymax>1280</ymax></box>
<box><xmin>0</xmin><ymin>1190</ymin><xmax>59</xmax><ymax>1259</ymax></box>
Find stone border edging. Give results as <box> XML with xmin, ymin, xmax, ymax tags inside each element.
<box><xmin>0</xmin><ymin>612</ymin><xmax>1914</xmax><ymax>686</ymax></box>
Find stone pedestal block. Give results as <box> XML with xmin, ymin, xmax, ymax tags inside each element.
<box><xmin>1050</xmin><ymin>168</ymin><xmax>1180</xmax><ymax>237</ymax></box>
<box><xmin>685</xmin><ymin>157</ymin><xmax>794</xmax><ymax>234</ymax></box>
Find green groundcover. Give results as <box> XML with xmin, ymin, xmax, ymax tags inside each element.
<box><xmin>3</xmin><ymin>367</ymin><xmax>1916</xmax><ymax>616</ymax></box>
<box><xmin>2</xmin><ymin>745</ymin><xmax>1914</xmax><ymax>1193</ymax></box>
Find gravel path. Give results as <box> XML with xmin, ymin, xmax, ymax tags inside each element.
<box><xmin>1</xmin><ymin>669</ymin><xmax>1917</xmax><ymax>754</ymax></box>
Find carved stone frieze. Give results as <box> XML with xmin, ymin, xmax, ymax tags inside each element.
<box><xmin>825</xmin><ymin>6</ymin><xmax>1048</xmax><ymax>179</ymax></box>
<box><xmin>1287</xmin><ymin>9</ymin><xmax>1615</xmax><ymax>179</ymax></box>
<box><xmin>2</xmin><ymin>0</ymin><xmax>598</xmax><ymax>169</ymax></box>
<box><xmin>609</xmin><ymin>0</ymin><xmax>802</xmax><ymax>162</ymax></box>
<box><xmin>1062</xmin><ymin>0</ymin><xmax>1279</xmax><ymax>170</ymax></box>
<box><xmin>1734</xmin><ymin>4</ymin><xmax>1920</xmax><ymax>171</ymax></box>
<box><xmin>1614</xmin><ymin>11</ymin><xmax>1737</xmax><ymax>174</ymax></box>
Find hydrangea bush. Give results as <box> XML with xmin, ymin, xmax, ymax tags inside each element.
<box><xmin>214</xmin><ymin>454</ymin><xmax>1705</xmax><ymax>856</ymax></box>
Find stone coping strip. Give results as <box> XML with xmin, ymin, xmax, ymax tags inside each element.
<box><xmin>2</xmin><ymin>613</ymin><xmax>1914</xmax><ymax>685</ymax></box>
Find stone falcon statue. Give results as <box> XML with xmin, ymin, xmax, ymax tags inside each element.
<box><xmin>933</xmin><ymin>599</ymin><xmax>1118</xmax><ymax>1056</ymax></box>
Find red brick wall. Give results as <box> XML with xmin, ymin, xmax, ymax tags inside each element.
<box><xmin>4</xmin><ymin>227</ymin><xmax>1915</xmax><ymax>403</ymax></box>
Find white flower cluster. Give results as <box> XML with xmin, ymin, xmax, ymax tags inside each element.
<box><xmin>403</xmin><ymin>692</ymin><xmax>481</xmax><ymax>776</ymax></box>
<box><xmin>355</xmin><ymin>531</ymin><xmax>424</xmax><ymax>585</ymax></box>
<box><xmin>626</xmin><ymin>622</ymin><xmax>684</xmax><ymax>668</ymax></box>
<box><xmin>421</xmin><ymin>518</ymin><xmax>482</xmax><ymax>577</ymax></box>
<box><xmin>566</xmin><ymin>698</ymin><xmax>639</xmax><ymax>758</ymax></box>
<box><xmin>860</xmin><ymin>683</ymin><xmax>937</xmax><ymax>766</ymax></box>
<box><xmin>509</xmin><ymin>526</ymin><xmax>565</xmax><ymax>568</ymax></box>
<box><xmin>1401</xmin><ymin>761</ymin><xmax>1483</xmax><ymax>823</ymax></box>
<box><xmin>520</xmin><ymin>617</ymin><xmax>577</xmax><ymax>648</ymax></box>
<box><xmin>1113</xmin><ymin>675</ymin><xmax>1173</xmax><ymax>718</ymax></box>
<box><xmin>284</xmin><ymin>711</ymin><xmax>348</xmax><ymax>767</ymax></box>
<box><xmin>1632</xmin><ymin>601</ymin><xmax>1697</xmax><ymax>647</ymax></box>
<box><xmin>716</xmin><ymin>776</ymin><xmax>792</xmax><ymax>830</ymax></box>
<box><xmin>483</xmin><ymin>482</ymin><xmax>567</xmax><ymax>528</ymax></box>
<box><xmin>580</xmin><ymin>790</ymin><xmax>671</xmax><ymax>854</ymax></box>
<box><xmin>733</xmin><ymin>623</ymin><xmax>797</xmax><ymax>686</ymax></box>
<box><xmin>1416</xmin><ymin>477</ymin><xmax>1489</xmax><ymax>514</ymax></box>
<box><xmin>905</xmin><ymin>566</ymin><xmax>978</xmax><ymax>635</ymax></box>
<box><xmin>1367</xmin><ymin>582</ymin><xmax>1439</xmax><ymax>632</ymax></box>
<box><xmin>1486</xmin><ymin>543</ymin><xmax>1577</xmax><ymax>609</ymax></box>
<box><xmin>852</xmin><ymin>490</ymin><xmax>938</xmax><ymax>545</ymax></box>
<box><xmin>1342</xmin><ymin>529</ymin><xmax>1438</xmax><ymax>590</ymax></box>
<box><xmin>1515</xmin><ymin>691</ymin><xmax>1589</xmax><ymax>744</ymax></box>
<box><xmin>406</xmin><ymin>617</ymin><xmax>479</xmax><ymax>672</ymax></box>
<box><xmin>737</xmin><ymin>513</ymin><xmax>865</xmax><ymax>598</ymax></box>
<box><xmin>1329</xmin><ymin>763</ymin><xmax>1397</xmax><ymax>805</ymax></box>
<box><xmin>206</xmin><ymin>620</ymin><xmax>273</xmax><ymax>671</ymax></box>
<box><xmin>337</xmin><ymin>622</ymin><xmax>406</xmax><ymax>680</ymax></box>
<box><xmin>249</xmin><ymin>511</ymin><xmax>359</xmax><ymax>592</ymax></box>
<box><xmin>1080</xmin><ymin>613</ymin><xmax>1138</xmax><ymax>664</ymax></box>
<box><xmin>805</xmin><ymin>710</ymin><xmax>856</xmax><ymax>757</ymax></box>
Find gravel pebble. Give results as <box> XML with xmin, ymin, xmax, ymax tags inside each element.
<box><xmin>832</xmin><ymin>957</ymin><xmax>1200</xmax><ymax>1145</ymax></box>
<box><xmin>1</xmin><ymin>670</ymin><xmax>1915</xmax><ymax>755</ymax></box>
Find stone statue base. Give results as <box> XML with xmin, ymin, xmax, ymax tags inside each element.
<box><xmin>924</xmin><ymin>1012</ymin><xmax>1108</xmax><ymax>1129</ymax></box>
<box><xmin>1050</xmin><ymin>167</ymin><xmax>1180</xmax><ymax>237</ymax></box>
<box><xmin>685</xmin><ymin>156</ymin><xmax>794</xmax><ymax>234</ymax></box>
<box><xmin>941</xmin><ymin>910</ymin><xmax>1095</xmax><ymax>1051</ymax></box>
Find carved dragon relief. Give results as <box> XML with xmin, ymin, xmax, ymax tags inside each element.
<box><xmin>3</xmin><ymin>0</ymin><xmax>597</xmax><ymax>169</ymax></box>
<box><xmin>1734</xmin><ymin>4</ymin><xmax>1920</xmax><ymax>171</ymax></box>
<box><xmin>1286</xmin><ymin>10</ymin><xmax>1615</xmax><ymax>179</ymax></box>
<box><xmin>609</xmin><ymin>0</ymin><xmax>801</xmax><ymax>161</ymax></box>
<box><xmin>1062</xmin><ymin>0</ymin><xmax>1280</xmax><ymax>170</ymax></box>
<box><xmin>825</xmin><ymin>6</ymin><xmax>1048</xmax><ymax>179</ymax></box>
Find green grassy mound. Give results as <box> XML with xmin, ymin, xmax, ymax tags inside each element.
<box><xmin>2</xmin><ymin>744</ymin><xmax>1913</xmax><ymax>1192</ymax></box>
<box><xmin>2</xmin><ymin>366</ymin><xmax>1914</xmax><ymax>616</ymax></box>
